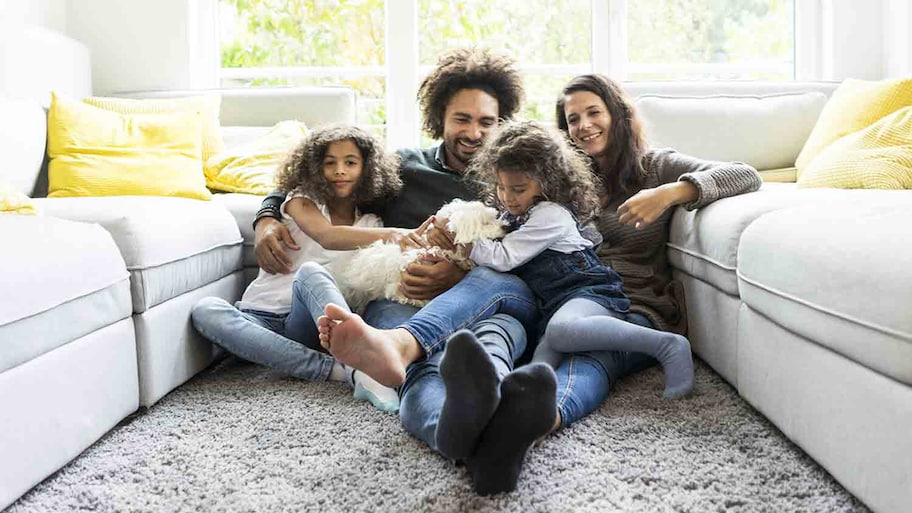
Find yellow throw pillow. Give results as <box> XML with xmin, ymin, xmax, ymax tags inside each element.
<box><xmin>797</xmin><ymin>106</ymin><xmax>912</xmax><ymax>190</ymax></box>
<box><xmin>204</xmin><ymin>121</ymin><xmax>308</xmax><ymax>195</ymax></box>
<box><xmin>47</xmin><ymin>92</ymin><xmax>211</xmax><ymax>200</ymax></box>
<box><xmin>0</xmin><ymin>183</ymin><xmax>38</xmax><ymax>215</ymax></box>
<box><xmin>796</xmin><ymin>78</ymin><xmax>912</xmax><ymax>175</ymax></box>
<box><xmin>84</xmin><ymin>94</ymin><xmax>224</xmax><ymax>162</ymax></box>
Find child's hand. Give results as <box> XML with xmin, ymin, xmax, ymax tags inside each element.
<box><xmin>426</xmin><ymin>215</ymin><xmax>456</xmax><ymax>250</ymax></box>
<box><xmin>393</xmin><ymin>217</ymin><xmax>433</xmax><ymax>251</ymax></box>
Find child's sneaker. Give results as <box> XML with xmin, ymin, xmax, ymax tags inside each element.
<box><xmin>346</xmin><ymin>366</ymin><xmax>400</xmax><ymax>412</ymax></box>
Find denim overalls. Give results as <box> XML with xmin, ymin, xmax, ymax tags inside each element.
<box><xmin>504</xmin><ymin>207</ymin><xmax>631</xmax><ymax>335</ymax></box>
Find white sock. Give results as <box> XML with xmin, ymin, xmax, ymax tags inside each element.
<box><xmin>351</xmin><ymin>369</ymin><xmax>399</xmax><ymax>412</ymax></box>
<box><xmin>328</xmin><ymin>361</ymin><xmax>347</xmax><ymax>382</ymax></box>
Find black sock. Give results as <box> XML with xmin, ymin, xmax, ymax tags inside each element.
<box><xmin>435</xmin><ymin>330</ymin><xmax>501</xmax><ymax>460</ymax></box>
<box><xmin>465</xmin><ymin>363</ymin><xmax>557</xmax><ymax>495</ymax></box>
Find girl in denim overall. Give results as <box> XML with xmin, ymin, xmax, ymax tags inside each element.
<box><xmin>460</xmin><ymin>120</ymin><xmax>693</xmax><ymax>398</ymax></box>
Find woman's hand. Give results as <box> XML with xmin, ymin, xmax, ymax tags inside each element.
<box><xmin>254</xmin><ymin>218</ymin><xmax>300</xmax><ymax>274</ymax></box>
<box><xmin>617</xmin><ymin>182</ymin><xmax>697</xmax><ymax>229</ymax></box>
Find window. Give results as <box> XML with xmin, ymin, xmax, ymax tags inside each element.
<box><xmin>217</xmin><ymin>0</ymin><xmax>797</xmax><ymax>146</ymax></box>
<box><xmin>626</xmin><ymin>0</ymin><xmax>795</xmax><ymax>80</ymax></box>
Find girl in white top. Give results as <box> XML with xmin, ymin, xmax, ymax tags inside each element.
<box><xmin>443</xmin><ymin>120</ymin><xmax>693</xmax><ymax>398</ymax></box>
<box><xmin>191</xmin><ymin>125</ymin><xmax>411</xmax><ymax>411</ymax></box>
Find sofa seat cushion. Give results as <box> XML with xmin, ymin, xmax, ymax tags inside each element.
<box><xmin>33</xmin><ymin>196</ymin><xmax>243</xmax><ymax>312</ymax></box>
<box><xmin>737</xmin><ymin>198</ymin><xmax>912</xmax><ymax>386</ymax></box>
<box><xmin>212</xmin><ymin>192</ymin><xmax>262</xmax><ymax>268</ymax></box>
<box><xmin>0</xmin><ymin>216</ymin><xmax>131</xmax><ymax>372</ymax></box>
<box><xmin>669</xmin><ymin>183</ymin><xmax>885</xmax><ymax>296</ymax></box>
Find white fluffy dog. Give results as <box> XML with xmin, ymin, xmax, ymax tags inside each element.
<box><xmin>337</xmin><ymin>199</ymin><xmax>505</xmax><ymax>311</ymax></box>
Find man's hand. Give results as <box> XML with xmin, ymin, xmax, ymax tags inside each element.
<box><xmin>399</xmin><ymin>255</ymin><xmax>466</xmax><ymax>300</ymax></box>
<box><xmin>254</xmin><ymin>217</ymin><xmax>300</xmax><ymax>274</ymax></box>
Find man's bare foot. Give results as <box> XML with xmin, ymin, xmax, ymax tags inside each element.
<box><xmin>318</xmin><ymin>303</ymin><xmax>421</xmax><ymax>387</ymax></box>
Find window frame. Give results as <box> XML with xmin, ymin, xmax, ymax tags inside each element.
<box><xmin>209</xmin><ymin>0</ymin><xmax>815</xmax><ymax>148</ymax></box>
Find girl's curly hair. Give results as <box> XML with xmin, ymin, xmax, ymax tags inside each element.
<box><xmin>555</xmin><ymin>74</ymin><xmax>647</xmax><ymax>197</ymax></box>
<box><xmin>275</xmin><ymin>124</ymin><xmax>402</xmax><ymax>206</ymax></box>
<box><xmin>418</xmin><ymin>48</ymin><xmax>525</xmax><ymax>140</ymax></box>
<box><xmin>467</xmin><ymin>120</ymin><xmax>601</xmax><ymax>224</ymax></box>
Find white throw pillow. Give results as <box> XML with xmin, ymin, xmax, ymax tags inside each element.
<box><xmin>635</xmin><ymin>92</ymin><xmax>828</xmax><ymax>171</ymax></box>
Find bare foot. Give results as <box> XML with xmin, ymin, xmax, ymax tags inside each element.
<box><xmin>319</xmin><ymin>303</ymin><xmax>417</xmax><ymax>387</ymax></box>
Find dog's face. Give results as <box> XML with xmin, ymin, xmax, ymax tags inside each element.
<box><xmin>435</xmin><ymin>199</ymin><xmax>505</xmax><ymax>245</ymax></box>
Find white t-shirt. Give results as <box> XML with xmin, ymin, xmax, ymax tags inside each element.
<box><xmin>470</xmin><ymin>202</ymin><xmax>592</xmax><ymax>273</ymax></box>
<box><xmin>237</xmin><ymin>192</ymin><xmax>382</xmax><ymax>314</ymax></box>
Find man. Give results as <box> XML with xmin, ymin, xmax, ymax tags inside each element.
<box><xmin>253</xmin><ymin>48</ymin><xmax>553</xmax><ymax>494</ymax></box>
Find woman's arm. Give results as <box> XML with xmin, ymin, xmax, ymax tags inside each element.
<box><xmin>617</xmin><ymin>149</ymin><xmax>762</xmax><ymax>228</ymax></box>
<box><xmin>285</xmin><ymin>197</ymin><xmax>411</xmax><ymax>251</ymax></box>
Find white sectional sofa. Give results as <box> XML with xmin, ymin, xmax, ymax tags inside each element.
<box><xmin>0</xmin><ymin>25</ymin><xmax>356</xmax><ymax>509</ymax></box>
<box><xmin>629</xmin><ymin>85</ymin><xmax>912</xmax><ymax>513</ymax></box>
<box><xmin>1</xmin><ymin>24</ymin><xmax>910</xmax><ymax>513</ymax></box>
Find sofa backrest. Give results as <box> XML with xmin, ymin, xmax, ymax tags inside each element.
<box><xmin>621</xmin><ymin>81</ymin><xmax>840</xmax><ymax>171</ymax></box>
<box><xmin>117</xmin><ymin>87</ymin><xmax>358</xmax><ymax>151</ymax></box>
<box><xmin>0</xmin><ymin>24</ymin><xmax>91</xmax><ymax>196</ymax></box>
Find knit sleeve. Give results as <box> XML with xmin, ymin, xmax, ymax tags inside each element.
<box><xmin>646</xmin><ymin>148</ymin><xmax>762</xmax><ymax>210</ymax></box>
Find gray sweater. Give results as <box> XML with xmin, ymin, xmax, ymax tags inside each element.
<box><xmin>597</xmin><ymin>148</ymin><xmax>762</xmax><ymax>335</ymax></box>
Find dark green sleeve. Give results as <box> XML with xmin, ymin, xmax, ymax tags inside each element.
<box><xmin>253</xmin><ymin>189</ymin><xmax>285</xmax><ymax>229</ymax></box>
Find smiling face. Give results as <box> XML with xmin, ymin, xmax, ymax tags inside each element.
<box><xmin>322</xmin><ymin>139</ymin><xmax>363</xmax><ymax>199</ymax></box>
<box><xmin>441</xmin><ymin>88</ymin><xmax>500</xmax><ymax>172</ymax></box>
<box><xmin>495</xmin><ymin>170</ymin><xmax>543</xmax><ymax>217</ymax></box>
<box><xmin>563</xmin><ymin>90</ymin><xmax>612</xmax><ymax>159</ymax></box>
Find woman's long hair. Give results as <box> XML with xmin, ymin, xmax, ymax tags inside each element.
<box><xmin>555</xmin><ymin>74</ymin><xmax>647</xmax><ymax>198</ymax></box>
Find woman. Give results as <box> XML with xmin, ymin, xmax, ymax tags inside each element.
<box><xmin>547</xmin><ymin>73</ymin><xmax>762</xmax><ymax>433</ymax></box>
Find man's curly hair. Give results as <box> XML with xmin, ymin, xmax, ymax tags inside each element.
<box><xmin>275</xmin><ymin>124</ymin><xmax>401</xmax><ymax>206</ymax></box>
<box><xmin>418</xmin><ymin>48</ymin><xmax>525</xmax><ymax>139</ymax></box>
<box><xmin>467</xmin><ymin>120</ymin><xmax>601</xmax><ymax>224</ymax></box>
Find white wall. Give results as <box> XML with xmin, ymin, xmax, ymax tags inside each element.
<box><xmin>64</xmin><ymin>0</ymin><xmax>218</xmax><ymax>94</ymax></box>
<box><xmin>0</xmin><ymin>0</ymin><xmax>66</xmax><ymax>32</ymax></box>
<box><xmin>819</xmin><ymin>0</ymin><xmax>885</xmax><ymax>80</ymax></box>
<box><xmin>882</xmin><ymin>0</ymin><xmax>912</xmax><ymax>78</ymax></box>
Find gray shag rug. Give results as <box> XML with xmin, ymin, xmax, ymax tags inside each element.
<box><xmin>11</xmin><ymin>358</ymin><xmax>869</xmax><ymax>512</ymax></box>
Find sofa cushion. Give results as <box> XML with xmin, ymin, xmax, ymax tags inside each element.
<box><xmin>47</xmin><ymin>93</ymin><xmax>211</xmax><ymax>201</ymax></box>
<box><xmin>795</xmin><ymin>77</ymin><xmax>912</xmax><ymax>173</ymax></box>
<box><xmin>0</xmin><ymin>97</ymin><xmax>47</xmax><ymax>196</ymax></box>
<box><xmin>737</xmin><ymin>198</ymin><xmax>912</xmax><ymax>386</ymax></box>
<box><xmin>0</xmin><ymin>216</ymin><xmax>131</xmax><ymax>372</ymax></box>
<box><xmin>668</xmin><ymin>183</ymin><xmax>861</xmax><ymax>295</ymax></box>
<box><xmin>797</xmin><ymin>105</ymin><xmax>912</xmax><ymax>190</ymax></box>
<box><xmin>205</xmin><ymin>121</ymin><xmax>307</xmax><ymax>195</ymax></box>
<box><xmin>212</xmin><ymin>192</ymin><xmax>262</xmax><ymax>268</ymax></box>
<box><xmin>33</xmin><ymin>196</ymin><xmax>243</xmax><ymax>312</ymax></box>
<box><xmin>84</xmin><ymin>94</ymin><xmax>225</xmax><ymax>162</ymax></box>
<box><xmin>635</xmin><ymin>92</ymin><xmax>827</xmax><ymax>171</ymax></box>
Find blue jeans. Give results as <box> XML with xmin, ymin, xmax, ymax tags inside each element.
<box><xmin>554</xmin><ymin>312</ymin><xmax>660</xmax><ymax>427</ymax></box>
<box><xmin>392</xmin><ymin>266</ymin><xmax>538</xmax><ymax>357</ymax></box>
<box><xmin>398</xmin><ymin>314</ymin><xmax>527</xmax><ymax>451</ymax></box>
<box><xmin>358</xmin><ymin>266</ymin><xmax>537</xmax><ymax>452</ymax></box>
<box><xmin>190</xmin><ymin>262</ymin><xmax>345</xmax><ymax>381</ymax></box>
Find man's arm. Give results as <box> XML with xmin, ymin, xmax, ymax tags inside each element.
<box><xmin>253</xmin><ymin>190</ymin><xmax>299</xmax><ymax>274</ymax></box>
